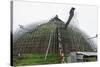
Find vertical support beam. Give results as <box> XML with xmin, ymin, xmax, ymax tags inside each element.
<box><xmin>45</xmin><ymin>30</ymin><xmax>53</xmax><ymax>61</ymax></box>
<box><xmin>57</xmin><ymin>28</ymin><xmax>65</xmax><ymax>63</ymax></box>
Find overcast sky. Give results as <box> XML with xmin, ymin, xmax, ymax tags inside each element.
<box><xmin>13</xmin><ymin>1</ymin><xmax>97</xmax><ymax>39</ymax></box>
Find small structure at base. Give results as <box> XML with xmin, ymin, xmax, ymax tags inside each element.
<box><xmin>67</xmin><ymin>52</ymin><xmax>97</xmax><ymax>63</ymax></box>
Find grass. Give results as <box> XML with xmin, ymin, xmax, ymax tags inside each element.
<box><xmin>13</xmin><ymin>53</ymin><xmax>60</xmax><ymax>66</ymax></box>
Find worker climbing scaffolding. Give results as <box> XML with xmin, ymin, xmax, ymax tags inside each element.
<box><xmin>56</xmin><ymin>7</ymin><xmax>75</xmax><ymax>63</ymax></box>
